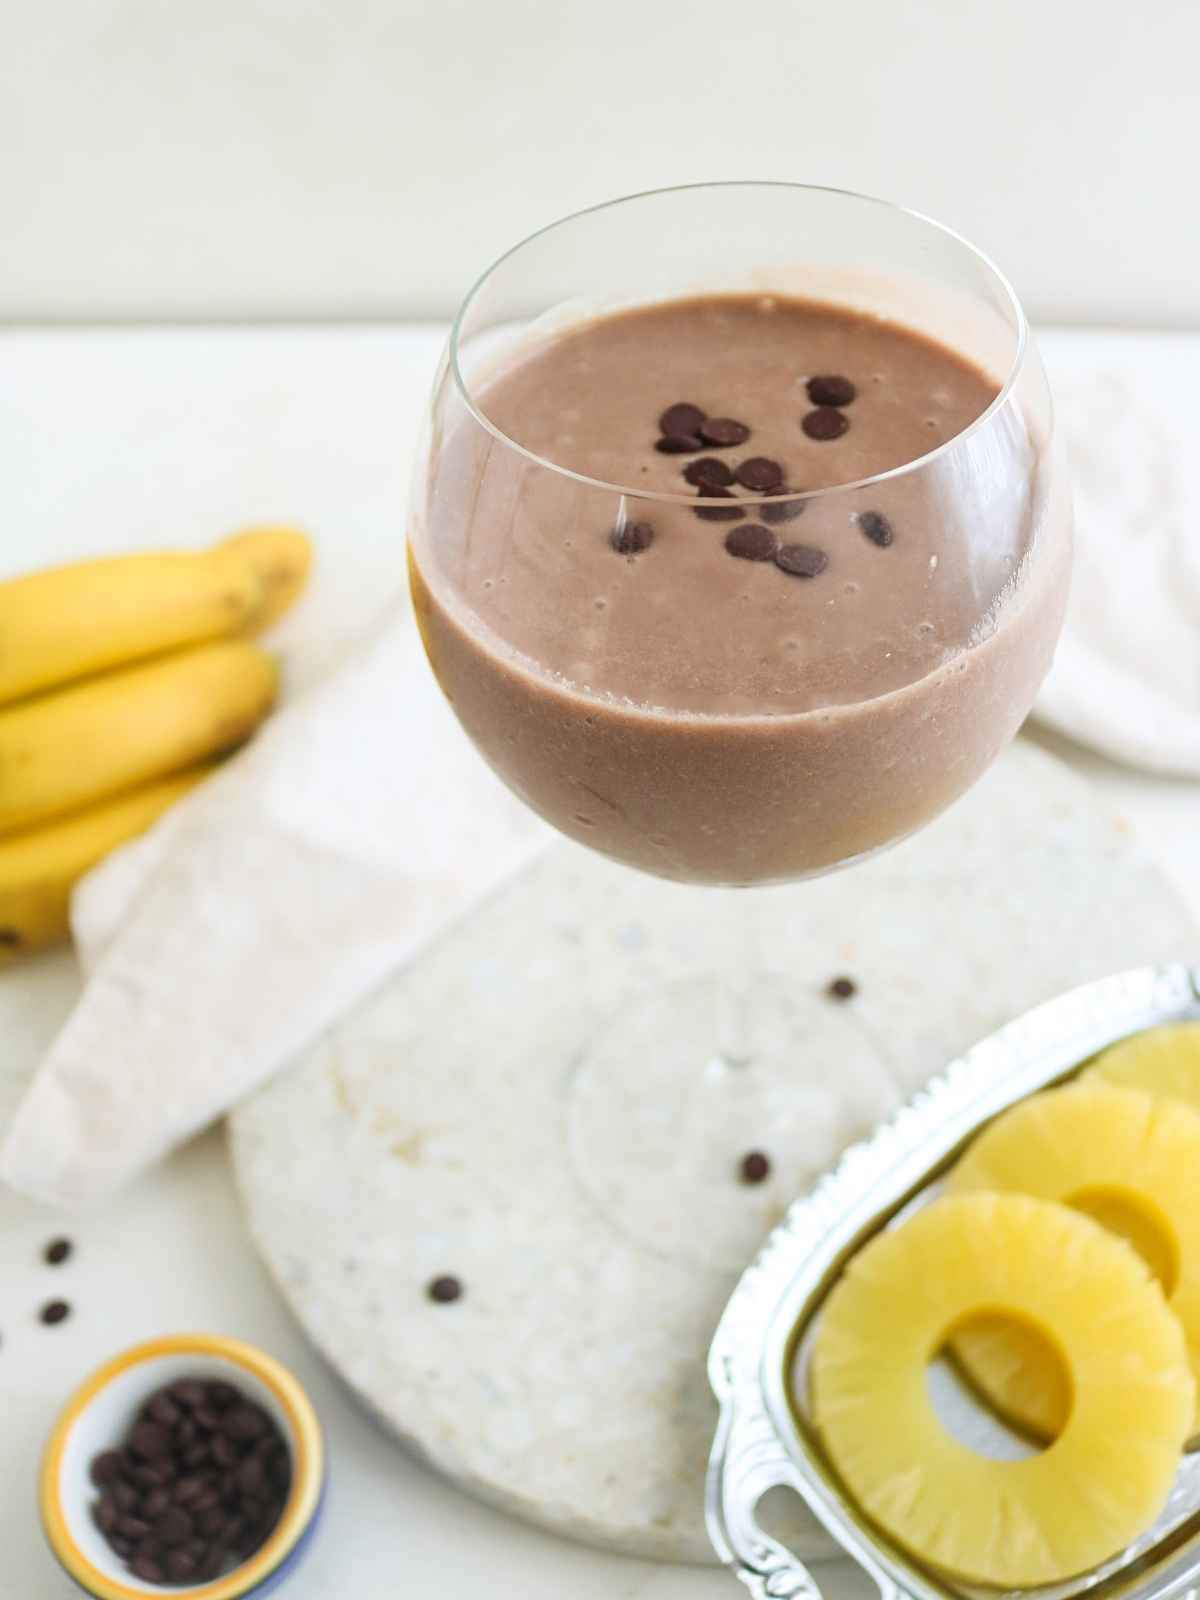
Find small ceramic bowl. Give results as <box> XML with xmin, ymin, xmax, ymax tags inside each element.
<box><xmin>40</xmin><ymin>1333</ymin><xmax>326</xmax><ymax>1599</ymax></box>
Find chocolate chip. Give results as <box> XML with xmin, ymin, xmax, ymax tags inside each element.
<box><xmin>734</xmin><ymin>456</ymin><xmax>784</xmax><ymax>491</ymax></box>
<box><xmin>109</xmin><ymin>1536</ymin><xmax>133</xmax><ymax>1559</ymax></box>
<box><xmin>91</xmin><ymin>1450</ymin><xmax>123</xmax><ymax>1487</ymax></box>
<box><xmin>131</xmin><ymin>1422</ymin><xmax>171</xmax><ymax>1460</ymax></box>
<box><xmin>0</xmin><ymin>927</ymin><xmax>20</xmax><ymax>947</ymax></box>
<box><xmin>146</xmin><ymin>1393</ymin><xmax>181</xmax><ymax>1428</ymax></box>
<box><xmin>429</xmin><ymin>1274</ymin><xmax>463</xmax><ymax>1303</ymax></box>
<box><xmin>683</xmin><ymin>456</ymin><xmax>735</xmax><ymax>488</ymax></box>
<box><xmin>39</xmin><ymin>1299</ymin><xmax>70</xmax><ymax>1325</ymax></box>
<box><xmin>724</xmin><ymin>524</ymin><xmax>778</xmax><ymax>563</ymax></box>
<box><xmin>739</xmin><ymin>1151</ymin><xmax>771</xmax><ymax>1184</ymax></box>
<box><xmin>94</xmin><ymin>1496</ymin><xmax>118</xmax><ymax>1533</ymax></box>
<box><xmin>222</xmin><ymin>1404</ymin><xmax>270</xmax><ymax>1442</ymax></box>
<box><xmin>655</xmin><ymin>432</ymin><xmax>703</xmax><ymax>454</ymax></box>
<box><xmin>238</xmin><ymin>1455</ymin><xmax>266</xmax><ymax>1495</ymax></box>
<box><xmin>659</xmin><ymin>402</ymin><xmax>706</xmax><ymax>435</ymax></box>
<box><xmin>130</xmin><ymin>1555</ymin><xmax>164</xmax><ymax>1584</ymax></box>
<box><xmin>116</xmin><ymin>1515</ymin><xmax>152</xmax><ymax>1540</ymax></box>
<box><xmin>44</xmin><ymin>1237</ymin><xmax>72</xmax><ymax>1266</ymax></box>
<box><xmin>174</xmin><ymin>1475</ymin><xmax>206</xmax><ymax>1506</ymax></box>
<box><xmin>143</xmin><ymin>1486</ymin><xmax>172</xmax><ymax>1519</ymax></box>
<box><xmin>170</xmin><ymin>1379</ymin><xmax>207</xmax><ymax>1409</ymax></box>
<box><xmin>775</xmin><ymin>544</ymin><xmax>829</xmax><ymax>579</ymax></box>
<box><xmin>210</xmin><ymin>1432</ymin><xmax>235</xmax><ymax>1466</ymax></box>
<box><xmin>858</xmin><ymin>511</ymin><xmax>894</xmax><ymax>548</ymax></box>
<box><xmin>692</xmin><ymin>488</ymin><xmax>743</xmax><ymax>522</ymax></box>
<box><xmin>610</xmin><ymin>520</ymin><xmax>654</xmax><ymax>555</ymax></box>
<box><xmin>113</xmin><ymin>1480</ymin><xmax>139</xmax><ymax>1513</ymax></box>
<box><xmin>801</xmin><ymin>407</ymin><xmax>849</xmax><ymax>441</ymax></box>
<box><xmin>760</xmin><ymin>487</ymin><xmax>806</xmax><ymax>525</ymax></box>
<box><xmin>699</xmin><ymin>417</ymin><xmax>751</xmax><ymax>448</ymax></box>
<box><xmin>157</xmin><ymin>1506</ymin><xmax>194</xmax><ymax>1546</ymax></box>
<box><xmin>828</xmin><ymin>976</ymin><xmax>858</xmax><ymax>1000</ymax></box>
<box><xmin>806</xmin><ymin>375</ymin><xmax>857</xmax><ymax>407</ymax></box>
<box><xmin>191</xmin><ymin>1405</ymin><xmax>220</xmax><ymax>1432</ymax></box>
<box><xmin>165</xmin><ymin>1550</ymin><xmax>198</xmax><ymax>1583</ymax></box>
<box><xmin>205</xmin><ymin>1381</ymin><xmax>239</xmax><ymax>1412</ymax></box>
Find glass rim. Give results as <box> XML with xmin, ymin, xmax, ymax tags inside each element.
<box><xmin>447</xmin><ymin>180</ymin><xmax>1032</xmax><ymax>508</ymax></box>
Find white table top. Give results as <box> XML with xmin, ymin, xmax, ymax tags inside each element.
<box><xmin>1</xmin><ymin>324</ymin><xmax>1197</xmax><ymax>1599</ymax></box>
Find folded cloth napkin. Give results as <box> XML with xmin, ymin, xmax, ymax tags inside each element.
<box><xmin>1034</xmin><ymin>334</ymin><xmax>1200</xmax><ymax>776</ymax></box>
<box><xmin>0</xmin><ymin>610</ymin><xmax>547</xmax><ymax>1207</ymax></box>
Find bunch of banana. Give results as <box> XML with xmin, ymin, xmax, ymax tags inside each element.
<box><xmin>0</xmin><ymin>526</ymin><xmax>311</xmax><ymax>964</ymax></box>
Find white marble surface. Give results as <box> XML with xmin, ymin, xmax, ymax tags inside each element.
<box><xmin>0</xmin><ymin>325</ymin><xmax>1198</xmax><ymax>1597</ymax></box>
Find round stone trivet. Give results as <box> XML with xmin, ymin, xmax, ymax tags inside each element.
<box><xmin>230</xmin><ymin>740</ymin><xmax>1197</xmax><ymax>1564</ymax></box>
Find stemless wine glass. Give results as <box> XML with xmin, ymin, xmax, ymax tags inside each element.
<box><xmin>408</xmin><ymin>183</ymin><xmax>1072</xmax><ymax>1265</ymax></box>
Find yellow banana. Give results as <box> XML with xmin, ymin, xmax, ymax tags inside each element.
<box><xmin>220</xmin><ymin>525</ymin><xmax>313</xmax><ymax>632</ymax></box>
<box><xmin>0</xmin><ymin>525</ymin><xmax>311</xmax><ymax>705</ymax></box>
<box><xmin>0</xmin><ymin>641</ymin><xmax>278</xmax><ymax>834</ymax></box>
<box><xmin>0</xmin><ymin>764</ymin><xmax>216</xmax><ymax>964</ymax></box>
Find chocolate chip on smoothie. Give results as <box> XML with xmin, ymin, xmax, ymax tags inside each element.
<box><xmin>610</xmin><ymin>520</ymin><xmax>654</xmax><ymax>555</ymax></box>
<box><xmin>760</xmin><ymin>486</ymin><xmax>806</xmax><ymax>525</ymax></box>
<box><xmin>806</xmin><ymin>374</ymin><xmax>857</xmax><ymax>407</ymax></box>
<box><xmin>428</xmin><ymin>1274</ymin><xmax>463</xmax><ymax>1303</ymax></box>
<box><xmin>775</xmin><ymin>544</ymin><xmax>829</xmax><ymax>578</ymax></box>
<box><xmin>40</xmin><ymin>1299</ymin><xmax>71</xmax><ymax>1325</ymax></box>
<box><xmin>734</xmin><ymin>456</ymin><xmax>784</xmax><ymax>491</ymax></box>
<box><xmin>44</xmin><ymin>1236</ymin><xmax>73</xmax><ymax>1265</ymax></box>
<box><xmin>724</xmin><ymin>524</ymin><xmax>779</xmax><ymax>563</ymax></box>
<box><xmin>827</xmin><ymin>975</ymin><xmax>858</xmax><ymax>1000</ymax></box>
<box><xmin>858</xmin><ymin>510</ymin><xmax>895</xmax><ymax>548</ymax></box>
<box><xmin>659</xmin><ymin>402</ymin><xmax>707</xmax><ymax>436</ymax></box>
<box><xmin>692</xmin><ymin>487</ymin><xmax>744</xmax><ymax>522</ymax></box>
<box><xmin>655</xmin><ymin>432</ymin><xmax>703</xmax><ymax>454</ymax></box>
<box><xmin>684</xmin><ymin>456</ymin><xmax>735</xmax><ymax>488</ymax></box>
<box><xmin>739</xmin><ymin>1151</ymin><xmax>771</xmax><ymax>1184</ymax></box>
<box><xmin>699</xmin><ymin>416</ymin><xmax>751</xmax><ymax>448</ymax></box>
<box><xmin>801</xmin><ymin>407</ymin><xmax>850</xmax><ymax>441</ymax></box>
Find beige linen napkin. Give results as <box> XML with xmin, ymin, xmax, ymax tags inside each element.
<box><xmin>0</xmin><ymin>612</ymin><xmax>547</xmax><ymax>1207</ymax></box>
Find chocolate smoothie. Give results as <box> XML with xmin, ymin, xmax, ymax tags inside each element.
<box><xmin>410</xmin><ymin>294</ymin><xmax>1070</xmax><ymax>884</ymax></box>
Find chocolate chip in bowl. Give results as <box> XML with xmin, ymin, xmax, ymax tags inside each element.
<box><xmin>40</xmin><ymin>1334</ymin><xmax>324</xmax><ymax>1598</ymax></box>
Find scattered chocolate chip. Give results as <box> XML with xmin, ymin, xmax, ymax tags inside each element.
<box><xmin>610</xmin><ymin>520</ymin><xmax>654</xmax><ymax>555</ymax></box>
<box><xmin>0</xmin><ymin>927</ymin><xmax>20</xmax><ymax>947</ymax></box>
<box><xmin>775</xmin><ymin>544</ymin><xmax>829</xmax><ymax>579</ymax></box>
<box><xmin>683</xmin><ymin>456</ymin><xmax>735</xmax><ymax>489</ymax></box>
<box><xmin>94</xmin><ymin>1496</ymin><xmax>118</xmax><ymax>1533</ymax></box>
<box><xmin>692</xmin><ymin>487</ymin><xmax>744</xmax><ymax>522</ymax></box>
<box><xmin>724</xmin><ymin>524</ymin><xmax>779</xmax><ymax>563</ymax></box>
<box><xmin>116</xmin><ymin>1515</ymin><xmax>152</xmax><ymax>1540</ymax></box>
<box><xmin>806</xmin><ymin>374</ymin><xmax>857</xmax><ymax>407</ymax></box>
<box><xmin>205</xmin><ymin>1381</ymin><xmax>239</xmax><ymax>1412</ymax></box>
<box><xmin>827</xmin><ymin>976</ymin><xmax>858</xmax><ymax>1000</ymax></box>
<box><xmin>734</xmin><ymin>456</ymin><xmax>784</xmax><ymax>491</ymax></box>
<box><xmin>222</xmin><ymin>1404</ymin><xmax>269</xmax><ymax>1441</ymax></box>
<box><xmin>146</xmin><ymin>1393</ymin><xmax>181</xmax><ymax>1428</ymax></box>
<box><xmin>40</xmin><ymin>1299</ymin><xmax>70</xmax><ymax>1326</ymax></box>
<box><xmin>740</xmin><ymin>1151</ymin><xmax>771</xmax><ymax>1185</ymax></box>
<box><xmin>858</xmin><ymin>511</ymin><xmax>894</xmax><ymax>548</ymax></box>
<box><xmin>44</xmin><ymin>1236</ymin><xmax>73</xmax><ymax>1266</ymax></box>
<box><xmin>760</xmin><ymin>487</ymin><xmax>806</xmax><ymax>525</ymax></box>
<box><xmin>170</xmin><ymin>1379</ymin><xmax>207</xmax><ymax>1409</ymax></box>
<box><xmin>143</xmin><ymin>1487</ymin><xmax>172</xmax><ymax>1519</ymax></box>
<box><xmin>659</xmin><ymin>402</ymin><xmax>706</xmax><ymax>435</ymax></box>
<box><xmin>699</xmin><ymin>417</ymin><xmax>750</xmax><ymax>447</ymax></box>
<box><xmin>429</xmin><ymin>1274</ymin><xmax>463</xmax><ymax>1303</ymax></box>
<box><xmin>157</xmin><ymin>1506</ymin><xmax>193</xmax><ymax>1547</ymax></box>
<box><xmin>801</xmin><ymin>407</ymin><xmax>850</xmax><ymax>441</ymax></box>
<box><xmin>91</xmin><ymin>1450</ymin><xmax>123</xmax><ymax>1488</ymax></box>
<box><xmin>655</xmin><ymin>432</ymin><xmax>703</xmax><ymax>454</ymax></box>
<box><xmin>130</xmin><ymin>1555</ymin><xmax>165</xmax><ymax>1584</ymax></box>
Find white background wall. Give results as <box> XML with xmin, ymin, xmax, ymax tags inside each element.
<box><xmin>3</xmin><ymin>0</ymin><xmax>1198</xmax><ymax>326</ymax></box>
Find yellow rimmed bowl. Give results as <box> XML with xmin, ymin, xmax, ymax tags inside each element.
<box><xmin>40</xmin><ymin>1334</ymin><xmax>326</xmax><ymax>1599</ymax></box>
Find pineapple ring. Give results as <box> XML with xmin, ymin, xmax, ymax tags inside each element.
<box><xmin>1086</xmin><ymin>1022</ymin><xmax>1200</xmax><ymax>1114</ymax></box>
<box><xmin>811</xmin><ymin>1193</ymin><xmax>1192</xmax><ymax>1587</ymax></box>
<box><xmin>949</xmin><ymin>1083</ymin><xmax>1200</xmax><ymax>1438</ymax></box>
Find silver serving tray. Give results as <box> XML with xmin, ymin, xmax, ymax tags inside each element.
<box><xmin>706</xmin><ymin>964</ymin><xmax>1200</xmax><ymax>1600</ymax></box>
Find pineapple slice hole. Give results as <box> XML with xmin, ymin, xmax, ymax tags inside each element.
<box><xmin>1067</xmin><ymin>1186</ymin><xmax>1180</xmax><ymax>1296</ymax></box>
<box><xmin>937</xmin><ymin>1309</ymin><xmax>1072</xmax><ymax>1450</ymax></box>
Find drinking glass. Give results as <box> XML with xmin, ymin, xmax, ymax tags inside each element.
<box><xmin>408</xmin><ymin>183</ymin><xmax>1071</xmax><ymax>1263</ymax></box>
